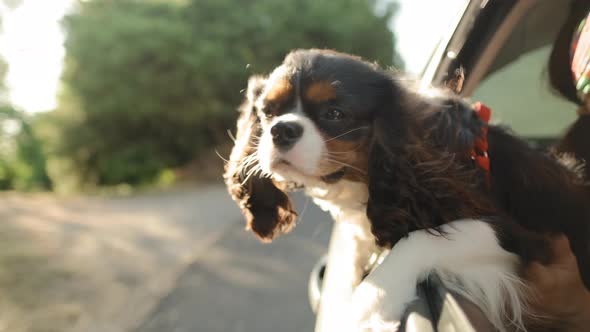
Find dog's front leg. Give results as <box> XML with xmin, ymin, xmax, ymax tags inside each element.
<box><xmin>315</xmin><ymin>210</ymin><xmax>378</xmax><ymax>332</ymax></box>
<box><xmin>351</xmin><ymin>219</ymin><xmax>522</xmax><ymax>331</ymax></box>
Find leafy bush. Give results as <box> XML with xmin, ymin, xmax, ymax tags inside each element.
<box><xmin>56</xmin><ymin>0</ymin><xmax>399</xmax><ymax>187</ymax></box>
<box><xmin>0</xmin><ymin>106</ymin><xmax>52</xmax><ymax>191</ymax></box>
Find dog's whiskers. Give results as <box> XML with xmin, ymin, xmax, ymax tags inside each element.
<box><xmin>239</xmin><ymin>153</ymin><xmax>260</xmax><ymax>177</ymax></box>
<box><xmin>241</xmin><ymin>164</ymin><xmax>263</xmax><ymax>185</ymax></box>
<box><xmin>215</xmin><ymin>150</ymin><xmax>230</xmax><ymax>163</ymax></box>
<box><xmin>240</xmin><ymin>155</ymin><xmax>258</xmax><ymax>169</ymax></box>
<box><xmin>324</xmin><ymin>126</ymin><xmax>369</xmax><ymax>142</ymax></box>
<box><xmin>324</xmin><ymin>158</ymin><xmax>366</xmax><ymax>175</ymax></box>
<box><xmin>239</xmin><ymin>153</ymin><xmax>274</xmax><ymax>185</ymax></box>
<box><xmin>323</xmin><ymin>144</ymin><xmax>363</xmax><ymax>155</ymax></box>
<box><xmin>226</xmin><ymin>129</ymin><xmax>236</xmax><ymax>142</ymax></box>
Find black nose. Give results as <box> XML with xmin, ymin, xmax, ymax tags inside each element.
<box><xmin>271</xmin><ymin>122</ymin><xmax>303</xmax><ymax>149</ymax></box>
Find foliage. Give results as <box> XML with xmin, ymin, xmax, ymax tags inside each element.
<box><xmin>0</xmin><ymin>13</ymin><xmax>6</xmax><ymax>100</ymax></box>
<box><xmin>0</xmin><ymin>58</ymin><xmax>6</xmax><ymax>98</ymax></box>
<box><xmin>2</xmin><ymin>0</ymin><xmax>23</xmax><ymax>10</ymax></box>
<box><xmin>0</xmin><ymin>106</ymin><xmax>52</xmax><ymax>191</ymax></box>
<box><xmin>55</xmin><ymin>0</ymin><xmax>399</xmax><ymax>187</ymax></box>
<box><xmin>0</xmin><ymin>8</ymin><xmax>51</xmax><ymax>191</ymax></box>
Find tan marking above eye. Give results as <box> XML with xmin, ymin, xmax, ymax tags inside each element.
<box><xmin>305</xmin><ymin>81</ymin><xmax>336</xmax><ymax>103</ymax></box>
<box><xmin>265</xmin><ymin>79</ymin><xmax>293</xmax><ymax>104</ymax></box>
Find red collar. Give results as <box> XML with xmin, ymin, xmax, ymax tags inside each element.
<box><xmin>471</xmin><ymin>102</ymin><xmax>491</xmax><ymax>184</ymax></box>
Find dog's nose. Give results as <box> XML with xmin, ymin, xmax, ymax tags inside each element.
<box><xmin>271</xmin><ymin>121</ymin><xmax>303</xmax><ymax>149</ymax></box>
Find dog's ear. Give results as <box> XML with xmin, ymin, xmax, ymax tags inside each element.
<box><xmin>365</xmin><ymin>77</ymin><xmax>488</xmax><ymax>248</ymax></box>
<box><xmin>365</xmin><ymin>78</ymin><xmax>419</xmax><ymax>247</ymax></box>
<box><xmin>224</xmin><ymin>75</ymin><xmax>297</xmax><ymax>242</ymax></box>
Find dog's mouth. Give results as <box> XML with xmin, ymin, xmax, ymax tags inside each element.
<box><xmin>272</xmin><ymin>158</ymin><xmax>345</xmax><ymax>184</ymax></box>
<box><xmin>274</xmin><ymin>159</ymin><xmax>293</xmax><ymax>168</ymax></box>
<box><xmin>269</xmin><ymin>159</ymin><xmax>303</xmax><ymax>178</ymax></box>
<box><xmin>320</xmin><ymin>168</ymin><xmax>346</xmax><ymax>184</ymax></box>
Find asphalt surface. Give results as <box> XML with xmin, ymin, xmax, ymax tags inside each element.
<box><xmin>133</xmin><ymin>192</ymin><xmax>333</xmax><ymax>332</ymax></box>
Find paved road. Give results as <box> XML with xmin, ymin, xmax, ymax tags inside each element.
<box><xmin>133</xmin><ymin>192</ymin><xmax>333</xmax><ymax>332</ymax></box>
<box><xmin>0</xmin><ymin>185</ymin><xmax>332</xmax><ymax>332</ymax></box>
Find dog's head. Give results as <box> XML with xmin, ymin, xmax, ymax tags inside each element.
<box><xmin>225</xmin><ymin>49</ymin><xmax>488</xmax><ymax>244</ymax></box>
<box><xmin>252</xmin><ymin>50</ymin><xmax>406</xmax><ymax>184</ymax></box>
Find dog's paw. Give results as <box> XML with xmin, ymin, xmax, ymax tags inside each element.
<box><xmin>359</xmin><ymin>316</ymin><xmax>400</xmax><ymax>332</ymax></box>
<box><xmin>351</xmin><ymin>280</ymin><xmax>411</xmax><ymax>331</ymax></box>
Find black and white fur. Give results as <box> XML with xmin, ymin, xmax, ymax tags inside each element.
<box><xmin>224</xmin><ymin>49</ymin><xmax>590</xmax><ymax>331</ymax></box>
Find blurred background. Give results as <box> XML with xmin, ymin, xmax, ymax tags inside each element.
<box><xmin>0</xmin><ymin>0</ymin><xmax>575</xmax><ymax>331</ymax></box>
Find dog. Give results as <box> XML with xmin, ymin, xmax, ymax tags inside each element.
<box><xmin>224</xmin><ymin>49</ymin><xmax>590</xmax><ymax>331</ymax></box>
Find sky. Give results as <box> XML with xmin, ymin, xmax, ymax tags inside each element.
<box><xmin>392</xmin><ymin>0</ymin><xmax>468</xmax><ymax>73</ymax></box>
<box><xmin>1</xmin><ymin>0</ymin><xmax>73</xmax><ymax>113</ymax></box>
<box><xmin>0</xmin><ymin>0</ymin><xmax>467</xmax><ymax>113</ymax></box>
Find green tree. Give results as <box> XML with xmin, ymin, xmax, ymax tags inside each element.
<box><xmin>0</xmin><ymin>106</ymin><xmax>52</xmax><ymax>190</ymax></box>
<box><xmin>0</xmin><ymin>5</ymin><xmax>51</xmax><ymax>191</ymax></box>
<box><xmin>2</xmin><ymin>0</ymin><xmax>23</xmax><ymax>10</ymax></box>
<box><xmin>57</xmin><ymin>0</ymin><xmax>399</xmax><ymax>187</ymax></box>
<box><xmin>0</xmin><ymin>9</ymin><xmax>7</xmax><ymax>98</ymax></box>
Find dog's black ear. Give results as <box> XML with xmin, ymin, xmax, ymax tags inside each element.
<box><xmin>365</xmin><ymin>78</ymin><xmax>491</xmax><ymax>248</ymax></box>
<box><xmin>224</xmin><ymin>75</ymin><xmax>297</xmax><ymax>242</ymax></box>
<box><xmin>365</xmin><ymin>77</ymin><xmax>420</xmax><ymax>247</ymax></box>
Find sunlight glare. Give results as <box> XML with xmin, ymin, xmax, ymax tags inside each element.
<box><xmin>1</xmin><ymin>0</ymin><xmax>72</xmax><ymax>113</ymax></box>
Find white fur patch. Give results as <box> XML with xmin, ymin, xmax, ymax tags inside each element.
<box><xmin>307</xmin><ymin>180</ymin><xmax>381</xmax><ymax>332</ymax></box>
<box><xmin>258</xmin><ymin>112</ymin><xmax>325</xmax><ymax>177</ymax></box>
<box><xmin>308</xmin><ymin>179</ymin><xmax>377</xmax><ymax>287</ymax></box>
<box><xmin>351</xmin><ymin>219</ymin><xmax>525</xmax><ymax>332</ymax></box>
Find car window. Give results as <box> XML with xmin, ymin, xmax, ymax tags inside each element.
<box><xmin>393</xmin><ymin>0</ymin><xmax>470</xmax><ymax>75</ymax></box>
<box><xmin>472</xmin><ymin>46</ymin><xmax>576</xmax><ymax>138</ymax></box>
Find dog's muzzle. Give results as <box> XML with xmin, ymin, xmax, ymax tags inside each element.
<box><xmin>271</xmin><ymin>121</ymin><xmax>303</xmax><ymax>150</ymax></box>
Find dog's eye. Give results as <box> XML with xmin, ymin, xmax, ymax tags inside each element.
<box><xmin>322</xmin><ymin>108</ymin><xmax>345</xmax><ymax>121</ymax></box>
<box><xmin>261</xmin><ymin>105</ymin><xmax>274</xmax><ymax>119</ymax></box>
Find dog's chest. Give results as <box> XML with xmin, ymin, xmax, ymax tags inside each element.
<box><xmin>306</xmin><ymin>180</ymin><xmax>369</xmax><ymax>224</ymax></box>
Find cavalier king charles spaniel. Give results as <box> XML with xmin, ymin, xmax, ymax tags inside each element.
<box><xmin>224</xmin><ymin>49</ymin><xmax>590</xmax><ymax>331</ymax></box>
